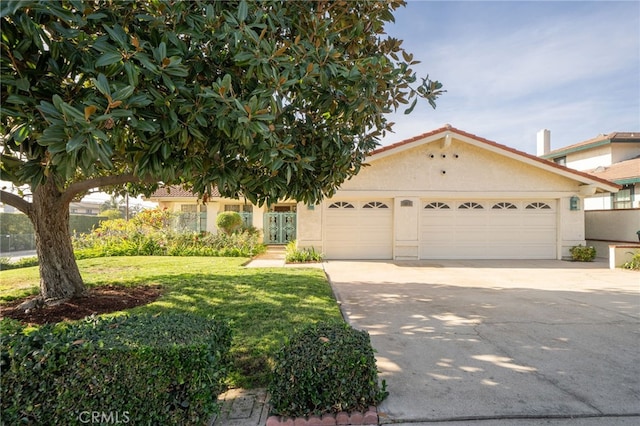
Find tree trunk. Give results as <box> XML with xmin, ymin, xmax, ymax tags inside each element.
<box><xmin>30</xmin><ymin>179</ymin><xmax>86</xmax><ymax>304</ymax></box>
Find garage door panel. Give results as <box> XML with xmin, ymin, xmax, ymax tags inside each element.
<box><xmin>421</xmin><ymin>200</ymin><xmax>556</xmax><ymax>259</ymax></box>
<box><xmin>324</xmin><ymin>200</ymin><xmax>393</xmax><ymax>259</ymax></box>
<box><xmin>487</xmin><ymin>216</ymin><xmax>522</xmax><ymax>226</ymax></box>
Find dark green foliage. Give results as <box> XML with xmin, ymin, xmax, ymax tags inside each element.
<box><xmin>569</xmin><ymin>245</ymin><xmax>597</xmax><ymax>262</ymax></box>
<box><xmin>1</xmin><ymin>313</ymin><xmax>232</xmax><ymax>425</ymax></box>
<box><xmin>269</xmin><ymin>321</ymin><xmax>387</xmax><ymax>417</ymax></box>
<box><xmin>1</xmin><ymin>0</ymin><xmax>441</xmax><ymax>204</ymax></box>
<box><xmin>216</xmin><ymin>211</ymin><xmax>244</xmax><ymax>235</ymax></box>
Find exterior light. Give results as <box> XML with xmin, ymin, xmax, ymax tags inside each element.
<box><xmin>570</xmin><ymin>196</ymin><xmax>580</xmax><ymax>211</ymax></box>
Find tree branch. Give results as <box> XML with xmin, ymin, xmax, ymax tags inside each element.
<box><xmin>61</xmin><ymin>173</ymin><xmax>155</xmax><ymax>205</ymax></box>
<box><xmin>0</xmin><ymin>190</ymin><xmax>33</xmax><ymax>216</ymax></box>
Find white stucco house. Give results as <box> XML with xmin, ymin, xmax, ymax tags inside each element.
<box><xmin>149</xmin><ymin>125</ymin><xmax>620</xmax><ymax>260</ymax></box>
<box><xmin>538</xmin><ymin>130</ymin><xmax>640</xmax><ymax>210</ymax></box>
<box><xmin>536</xmin><ymin>130</ymin><xmax>640</xmax><ymax>260</ymax></box>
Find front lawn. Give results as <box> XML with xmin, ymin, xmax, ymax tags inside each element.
<box><xmin>0</xmin><ymin>257</ymin><xmax>343</xmax><ymax>387</ymax></box>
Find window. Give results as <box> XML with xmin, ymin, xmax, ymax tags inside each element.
<box><xmin>458</xmin><ymin>202</ymin><xmax>483</xmax><ymax>210</ymax></box>
<box><xmin>400</xmin><ymin>200</ymin><xmax>414</xmax><ymax>207</ymax></box>
<box><xmin>363</xmin><ymin>201</ymin><xmax>389</xmax><ymax>209</ymax></box>
<box><xmin>424</xmin><ymin>202</ymin><xmax>450</xmax><ymax>209</ymax></box>
<box><xmin>525</xmin><ymin>202</ymin><xmax>551</xmax><ymax>210</ymax></box>
<box><xmin>554</xmin><ymin>156</ymin><xmax>566</xmax><ymax>166</ymax></box>
<box><xmin>182</xmin><ymin>204</ymin><xmax>197</xmax><ymax>213</ymax></box>
<box><xmin>226</xmin><ymin>204</ymin><xmax>252</xmax><ymax>212</ymax></box>
<box><xmin>328</xmin><ymin>201</ymin><xmax>355</xmax><ymax>209</ymax></box>
<box><xmin>612</xmin><ymin>185</ymin><xmax>633</xmax><ymax>209</ymax></box>
<box><xmin>492</xmin><ymin>202</ymin><xmax>517</xmax><ymax>210</ymax></box>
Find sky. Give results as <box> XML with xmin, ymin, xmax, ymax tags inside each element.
<box><xmin>380</xmin><ymin>0</ymin><xmax>640</xmax><ymax>154</ymax></box>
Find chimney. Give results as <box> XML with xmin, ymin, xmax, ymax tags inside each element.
<box><xmin>536</xmin><ymin>129</ymin><xmax>550</xmax><ymax>156</ymax></box>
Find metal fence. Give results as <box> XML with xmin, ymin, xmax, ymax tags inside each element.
<box><xmin>172</xmin><ymin>212</ymin><xmax>208</xmax><ymax>233</ymax></box>
<box><xmin>0</xmin><ymin>234</ymin><xmax>36</xmax><ymax>252</ymax></box>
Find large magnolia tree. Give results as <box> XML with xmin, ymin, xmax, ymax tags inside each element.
<box><xmin>0</xmin><ymin>0</ymin><xmax>443</xmax><ymax>305</ymax></box>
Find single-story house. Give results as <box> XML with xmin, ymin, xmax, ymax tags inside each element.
<box><xmin>149</xmin><ymin>125</ymin><xmax>620</xmax><ymax>260</ymax></box>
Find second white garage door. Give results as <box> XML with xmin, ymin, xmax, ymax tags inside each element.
<box><xmin>324</xmin><ymin>200</ymin><xmax>393</xmax><ymax>259</ymax></box>
<box><xmin>420</xmin><ymin>200</ymin><xmax>557</xmax><ymax>259</ymax></box>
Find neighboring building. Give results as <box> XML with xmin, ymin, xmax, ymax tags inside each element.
<box><xmin>538</xmin><ymin>130</ymin><xmax>640</xmax><ymax>210</ymax></box>
<box><xmin>151</xmin><ymin>125</ymin><xmax>619</xmax><ymax>260</ymax></box>
<box><xmin>69</xmin><ymin>200</ymin><xmax>104</xmax><ymax>216</ymax></box>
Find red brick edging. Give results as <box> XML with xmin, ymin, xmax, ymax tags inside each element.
<box><xmin>266</xmin><ymin>406</ymin><xmax>378</xmax><ymax>426</ymax></box>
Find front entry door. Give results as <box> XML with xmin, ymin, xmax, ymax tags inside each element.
<box><xmin>264</xmin><ymin>212</ymin><xmax>296</xmax><ymax>244</ymax></box>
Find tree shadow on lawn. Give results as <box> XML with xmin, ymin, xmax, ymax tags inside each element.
<box><xmin>110</xmin><ymin>268</ymin><xmax>343</xmax><ymax>387</ymax></box>
<box><xmin>1</xmin><ymin>265</ymin><xmax>342</xmax><ymax>388</ymax></box>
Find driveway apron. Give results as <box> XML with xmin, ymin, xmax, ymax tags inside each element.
<box><xmin>323</xmin><ymin>260</ymin><xmax>640</xmax><ymax>424</ymax></box>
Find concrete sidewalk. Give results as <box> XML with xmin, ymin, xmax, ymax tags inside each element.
<box><xmin>209</xmin><ymin>388</ymin><xmax>269</xmax><ymax>426</ymax></box>
<box><xmin>0</xmin><ymin>249</ymin><xmax>37</xmax><ymax>262</ymax></box>
<box><xmin>325</xmin><ymin>260</ymin><xmax>640</xmax><ymax>426</ymax></box>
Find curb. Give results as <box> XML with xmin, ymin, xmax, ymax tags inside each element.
<box><xmin>266</xmin><ymin>406</ymin><xmax>378</xmax><ymax>426</ymax></box>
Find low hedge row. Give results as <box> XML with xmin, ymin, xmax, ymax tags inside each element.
<box><xmin>269</xmin><ymin>321</ymin><xmax>387</xmax><ymax>418</ymax></box>
<box><xmin>1</xmin><ymin>313</ymin><xmax>232</xmax><ymax>425</ymax></box>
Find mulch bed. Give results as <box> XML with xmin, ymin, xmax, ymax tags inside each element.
<box><xmin>0</xmin><ymin>285</ymin><xmax>163</xmax><ymax>325</ymax></box>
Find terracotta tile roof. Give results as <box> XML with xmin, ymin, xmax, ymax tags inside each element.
<box><xmin>149</xmin><ymin>185</ymin><xmax>220</xmax><ymax>199</ymax></box>
<box><xmin>586</xmin><ymin>156</ymin><xmax>640</xmax><ymax>183</ymax></box>
<box><xmin>371</xmin><ymin>124</ymin><xmax>621</xmax><ymax>191</ymax></box>
<box><xmin>543</xmin><ymin>132</ymin><xmax>640</xmax><ymax>158</ymax></box>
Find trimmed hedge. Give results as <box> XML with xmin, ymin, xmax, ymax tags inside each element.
<box><xmin>216</xmin><ymin>211</ymin><xmax>243</xmax><ymax>235</ymax></box>
<box><xmin>268</xmin><ymin>321</ymin><xmax>387</xmax><ymax>417</ymax></box>
<box><xmin>1</xmin><ymin>313</ymin><xmax>232</xmax><ymax>425</ymax></box>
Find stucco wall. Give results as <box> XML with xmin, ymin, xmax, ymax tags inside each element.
<box><xmin>585</xmin><ymin>209</ymin><xmax>640</xmax><ymax>243</ymax></box>
<box><xmin>340</xmin><ymin>139</ymin><xmax>583</xmax><ymax>193</ymax></box>
<box><xmin>296</xmin><ymin>202</ymin><xmax>323</xmax><ymax>252</ymax></box>
<box><xmin>566</xmin><ymin>145</ymin><xmax>611</xmax><ymax>170</ymax></box>
<box><xmin>611</xmin><ymin>143</ymin><xmax>640</xmax><ymax>164</ymax></box>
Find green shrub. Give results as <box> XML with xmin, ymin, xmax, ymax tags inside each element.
<box><xmin>0</xmin><ymin>256</ymin><xmax>39</xmax><ymax>271</ymax></box>
<box><xmin>268</xmin><ymin>321</ymin><xmax>387</xmax><ymax>418</ymax></box>
<box><xmin>100</xmin><ymin>208</ymin><xmax>123</xmax><ymax>220</ymax></box>
<box><xmin>216</xmin><ymin>212</ymin><xmax>243</xmax><ymax>235</ymax></box>
<box><xmin>569</xmin><ymin>245</ymin><xmax>596</xmax><ymax>262</ymax></box>
<box><xmin>622</xmin><ymin>250</ymin><xmax>640</xmax><ymax>270</ymax></box>
<box><xmin>285</xmin><ymin>240</ymin><xmax>324</xmax><ymax>263</ymax></box>
<box><xmin>1</xmin><ymin>313</ymin><xmax>232</xmax><ymax>425</ymax></box>
<box><xmin>73</xmin><ymin>216</ymin><xmax>266</xmax><ymax>259</ymax></box>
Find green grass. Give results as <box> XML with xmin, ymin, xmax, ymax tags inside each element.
<box><xmin>0</xmin><ymin>256</ymin><xmax>343</xmax><ymax>387</ymax></box>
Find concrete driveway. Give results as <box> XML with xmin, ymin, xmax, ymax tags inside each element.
<box><xmin>324</xmin><ymin>260</ymin><xmax>640</xmax><ymax>425</ymax></box>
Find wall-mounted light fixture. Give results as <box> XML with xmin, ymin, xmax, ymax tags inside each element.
<box><xmin>570</xmin><ymin>196</ymin><xmax>580</xmax><ymax>211</ymax></box>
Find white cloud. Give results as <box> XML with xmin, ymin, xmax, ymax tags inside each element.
<box><xmin>381</xmin><ymin>1</ymin><xmax>640</xmax><ymax>153</ymax></box>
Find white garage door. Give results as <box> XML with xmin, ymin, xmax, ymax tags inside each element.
<box><xmin>324</xmin><ymin>200</ymin><xmax>393</xmax><ymax>259</ymax></box>
<box><xmin>420</xmin><ymin>200</ymin><xmax>557</xmax><ymax>259</ymax></box>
